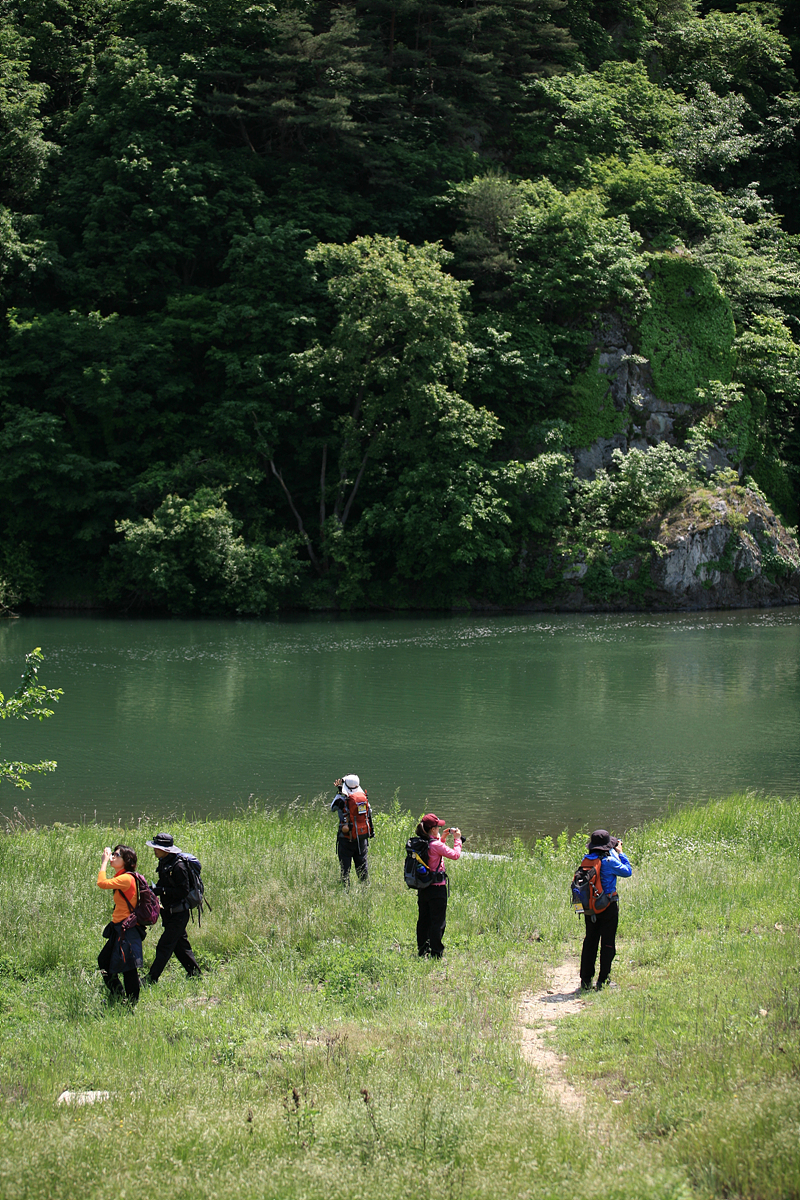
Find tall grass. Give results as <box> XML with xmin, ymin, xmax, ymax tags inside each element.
<box><xmin>0</xmin><ymin>791</ymin><xmax>797</xmax><ymax>1199</ymax></box>
<box><xmin>557</xmin><ymin>791</ymin><xmax>800</xmax><ymax>1200</ymax></box>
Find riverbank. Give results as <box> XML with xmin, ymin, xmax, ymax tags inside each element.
<box><xmin>0</xmin><ymin>793</ymin><xmax>797</xmax><ymax>1199</ymax></box>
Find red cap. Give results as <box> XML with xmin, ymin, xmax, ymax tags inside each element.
<box><xmin>421</xmin><ymin>813</ymin><xmax>445</xmax><ymax>828</ymax></box>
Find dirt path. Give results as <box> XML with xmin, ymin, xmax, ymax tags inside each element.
<box><xmin>518</xmin><ymin>957</ymin><xmax>586</xmax><ymax>1113</ymax></box>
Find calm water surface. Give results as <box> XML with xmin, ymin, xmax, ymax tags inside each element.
<box><xmin>1</xmin><ymin>611</ymin><xmax>798</xmax><ymax>839</ymax></box>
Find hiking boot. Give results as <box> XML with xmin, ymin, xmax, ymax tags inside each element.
<box><xmin>580</xmin><ymin>979</ymin><xmax>593</xmax><ymax>991</ymax></box>
<box><xmin>595</xmin><ymin>979</ymin><xmax>609</xmax><ymax>991</ymax></box>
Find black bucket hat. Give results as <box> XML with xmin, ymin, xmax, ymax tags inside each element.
<box><xmin>587</xmin><ymin>829</ymin><xmax>620</xmax><ymax>851</ymax></box>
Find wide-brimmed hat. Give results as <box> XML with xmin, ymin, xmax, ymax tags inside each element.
<box><xmin>341</xmin><ymin>774</ymin><xmax>360</xmax><ymax>794</ymax></box>
<box><xmin>146</xmin><ymin>832</ymin><xmax>181</xmax><ymax>854</ymax></box>
<box><xmin>587</xmin><ymin>829</ymin><xmax>619</xmax><ymax>851</ymax></box>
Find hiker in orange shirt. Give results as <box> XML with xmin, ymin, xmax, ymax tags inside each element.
<box><xmin>97</xmin><ymin>844</ymin><xmax>144</xmax><ymax>1004</ymax></box>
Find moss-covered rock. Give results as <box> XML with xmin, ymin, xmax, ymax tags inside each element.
<box><xmin>646</xmin><ymin>485</ymin><xmax>800</xmax><ymax>609</ymax></box>
<box><xmin>639</xmin><ymin>255</ymin><xmax>735</xmax><ymax>406</ymax></box>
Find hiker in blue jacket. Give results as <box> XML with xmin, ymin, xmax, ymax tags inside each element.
<box><xmin>579</xmin><ymin>829</ymin><xmax>632</xmax><ymax>992</ymax></box>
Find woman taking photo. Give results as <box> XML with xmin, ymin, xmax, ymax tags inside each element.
<box><xmin>579</xmin><ymin>829</ymin><xmax>632</xmax><ymax>991</ymax></box>
<box><xmin>415</xmin><ymin>813</ymin><xmax>462</xmax><ymax>959</ymax></box>
<box><xmin>97</xmin><ymin>844</ymin><xmax>144</xmax><ymax>1004</ymax></box>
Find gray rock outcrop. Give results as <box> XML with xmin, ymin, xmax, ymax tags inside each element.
<box><xmin>648</xmin><ymin>486</ymin><xmax>800</xmax><ymax>609</ymax></box>
<box><xmin>543</xmin><ymin>485</ymin><xmax>799</xmax><ymax>613</ymax></box>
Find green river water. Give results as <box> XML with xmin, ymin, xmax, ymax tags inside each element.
<box><xmin>1</xmin><ymin>610</ymin><xmax>798</xmax><ymax>839</ymax></box>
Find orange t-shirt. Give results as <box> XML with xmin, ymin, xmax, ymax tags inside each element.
<box><xmin>97</xmin><ymin>868</ymin><xmax>137</xmax><ymax>923</ymax></box>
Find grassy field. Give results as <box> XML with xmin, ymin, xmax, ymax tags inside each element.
<box><xmin>0</xmin><ymin>792</ymin><xmax>797</xmax><ymax>1200</ymax></box>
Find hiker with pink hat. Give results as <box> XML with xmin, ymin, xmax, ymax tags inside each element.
<box><xmin>414</xmin><ymin>813</ymin><xmax>462</xmax><ymax>958</ymax></box>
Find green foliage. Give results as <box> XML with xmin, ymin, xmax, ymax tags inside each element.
<box><xmin>640</xmin><ymin>254</ymin><xmax>735</xmax><ymax>406</ymax></box>
<box><xmin>464</xmin><ymin>315</ymin><xmax>571</xmax><ymax>435</ymax></box>
<box><xmin>281</xmin><ymin>234</ymin><xmax>520</xmax><ymax>603</ymax></box>
<box><xmin>106</xmin><ymin>488</ymin><xmax>302</xmax><ymax>615</ymax></box>
<box><xmin>565</xmin><ymin>351</ymin><xmax>626</xmax><ymax>448</ymax></box>
<box><xmin>452</xmin><ymin>175</ymin><xmax>649</xmax><ymax>322</ymax></box>
<box><xmin>586</xmin><ymin>152</ymin><xmax>715</xmax><ymax>243</ymax></box>
<box><xmin>736</xmin><ymin>314</ymin><xmax>800</xmax><ymax>412</ymax></box>
<box><xmin>649</xmin><ymin>9</ymin><xmax>796</xmax><ymax>109</ymax></box>
<box><xmin>0</xmin><ymin>648</ymin><xmax>61</xmax><ymax>790</ymax></box>
<box><xmin>502</xmin><ymin>430</ymin><xmax>574</xmax><ymax>537</ymax></box>
<box><xmin>669</xmin><ymin>82</ymin><xmax>761</xmax><ymax>183</ymax></box>
<box><xmin>0</xmin><ymin>540</ymin><xmax>41</xmax><ymax>610</ymax></box>
<box><xmin>509</xmin><ymin>180</ymin><xmax>650</xmax><ymax>323</ymax></box>
<box><xmin>756</xmin><ymin>531</ymin><xmax>800</xmax><ymax>580</ymax></box>
<box><xmin>450</xmin><ymin>171</ymin><xmax>526</xmax><ymax>298</ymax></box>
<box><xmin>747</xmin><ymin>451</ymin><xmax>797</xmax><ymax>525</ymax></box>
<box><xmin>0</xmin><ymin>20</ymin><xmax>52</xmax><ymax>205</ymax></box>
<box><xmin>562</xmin><ymin>527</ymin><xmax>658</xmax><ymax>601</ymax></box>
<box><xmin>0</xmin><ymin>575</ymin><xmax>17</xmax><ymax>617</ymax></box>
<box><xmin>696</xmin><ymin>314</ymin><xmax>800</xmax><ymax>525</ymax></box>
<box><xmin>733</xmin><ymin>315</ymin><xmax>800</xmax><ymax>522</ymax></box>
<box><xmin>517</xmin><ymin>61</ymin><xmax>682</xmax><ymax>182</ymax></box>
<box><xmin>575</xmin><ymin>441</ymin><xmax>699</xmax><ymax>529</ymax></box>
<box><xmin>558</xmin><ymin>439</ymin><xmax>710</xmax><ymax>602</ymax></box>
<box><xmin>697</xmin><ymin>380</ymin><xmax>759</xmax><ymax>464</ymax></box>
<box><xmin>0</xmin><ymin>0</ymin><xmax>797</xmax><ymax>611</ymax></box>
<box><xmin>693</xmin><ymin>191</ymin><xmax>800</xmax><ymax>324</ymax></box>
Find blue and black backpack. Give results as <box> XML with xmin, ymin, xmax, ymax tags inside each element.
<box><xmin>404</xmin><ymin>837</ymin><xmax>445</xmax><ymax>889</ymax></box>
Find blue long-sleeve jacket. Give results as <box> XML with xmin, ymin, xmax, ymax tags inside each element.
<box><xmin>586</xmin><ymin>849</ymin><xmax>632</xmax><ymax>896</ymax></box>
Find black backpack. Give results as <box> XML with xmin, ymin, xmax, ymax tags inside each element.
<box><xmin>404</xmin><ymin>836</ymin><xmax>445</xmax><ymax>890</ymax></box>
<box><xmin>179</xmin><ymin>853</ymin><xmax>209</xmax><ymax>924</ymax></box>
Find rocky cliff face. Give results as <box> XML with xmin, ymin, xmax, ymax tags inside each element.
<box><xmin>552</xmin><ymin>304</ymin><xmax>799</xmax><ymax>612</ymax></box>
<box><xmin>572</xmin><ymin>312</ymin><xmax>738</xmax><ymax>479</ymax></box>
<box><xmin>645</xmin><ymin>485</ymin><xmax>800</xmax><ymax>609</ymax></box>
<box><xmin>552</xmin><ymin>483</ymin><xmax>800</xmax><ymax>612</ymax></box>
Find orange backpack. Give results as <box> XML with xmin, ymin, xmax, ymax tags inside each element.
<box><xmin>571</xmin><ymin>855</ymin><xmax>617</xmax><ymax>918</ymax></box>
<box><xmin>343</xmin><ymin>789</ymin><xmax>372</xmax><ymax>840</ymax></box>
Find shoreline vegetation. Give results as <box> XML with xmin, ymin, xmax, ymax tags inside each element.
<box><xmin>0</xmin><ymin>792</ymin><xmax>798</xmax><ymax>1199</ymax></box>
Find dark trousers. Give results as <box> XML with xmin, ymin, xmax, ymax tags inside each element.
<box><xmin>337</xmin><ymin>836</ymin><xmax>368</xmax><ymax>884</ymax></box>
<box><xmin>580</xmin><ymin>901</ymin><xmax>619</xmax><ymax>985</ymax></box>
<box><xmin>148</xmin><ymin>909</ymin><xmax>200</xmax><ymax>982</ymax></box>
<box><xmin>98</xmin><ymin>931</ymin><xmax>140</xmax><ymax>1002</ymax></box>
<box><xmin>417</xmin><ymin>886</ymin><xmax>448</xmax><ymax>958</ymax></box>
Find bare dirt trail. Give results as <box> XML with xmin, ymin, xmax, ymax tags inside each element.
<box><xmin>518</xmin><ymin>957</ymin><xmax>587</xmax><ymax>1113</ymax></box>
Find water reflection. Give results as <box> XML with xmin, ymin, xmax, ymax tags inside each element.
<box><xmin>0</xmin><ymin>610</ymin><xmax>798</xmax><ymax>838</ymax></box>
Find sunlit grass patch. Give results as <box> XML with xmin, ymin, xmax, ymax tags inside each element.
<box><xmin>0</xmin><ymin>791</ymin><xmax>797</xmax><ymax>1199</ymax></box>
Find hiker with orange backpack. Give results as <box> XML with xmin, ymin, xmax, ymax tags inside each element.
<box><xmin>578</xmin><ymin>829</ymin><xmax>632</xmax><ymax>992</ymax></box>
<box><xmin>331</xmin><ymin>774</ymin><xmax>374</xmax><ymax>884</ymax></box>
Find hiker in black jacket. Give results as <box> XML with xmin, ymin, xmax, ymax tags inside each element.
<box><xmin>143</xmin><ymin>832</ymin><xmax>201</xmax><ymax>983</ymax></box>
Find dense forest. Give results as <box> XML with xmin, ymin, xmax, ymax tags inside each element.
<box><xmin>0</xmin><ymin>0</ymin><xmax>798</xmax><ymax>613</ymax></box>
